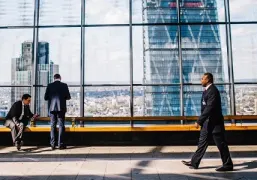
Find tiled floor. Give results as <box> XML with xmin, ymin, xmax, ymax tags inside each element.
<box><xmin>0</xmin><ymin>146</ymin><xmax>257</xmax><ymax>179</ymax></box>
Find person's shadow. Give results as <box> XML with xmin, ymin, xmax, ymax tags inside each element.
<box><xmin>236</xmin><ymin>160</ymin><xmax>257</xmax><ymax>171</ymax></box>
<box><xmin>22</xmin><ymin>146</ymin><xmax>85</xmax><ymax>153</ymax></box>
<box><xmin>198</xmin><ymin>160</ymin><xmax>257</xmax><ymax>171</ymax></box>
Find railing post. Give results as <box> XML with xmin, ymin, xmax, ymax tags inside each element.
<box><xmin>80</xmin><ymin>119</ymin><xmax>84</xmax><ymax>127</ymax></box>
<box><xmin>30</xmin><ymin>118</ymin><xmax>36</xmax><ymax>127</ymax></box>
<box><xmin>71</xmin><ymin>117</ymin><xmax>76</xmax><ymax>128</ymax></box>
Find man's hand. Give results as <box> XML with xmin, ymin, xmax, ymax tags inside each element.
<box><xmin>195</xmin><ymin>122</ymin><xmax>200</xmax><ymax>129</ymax></box>
<box><xmin>14</xmin><ymin>121</ymin><xmax>20</xmax><ymax>129</ymax></box>
<box><xmin>32</xmin><ymin>114</ymin><xmax>39</xmax><ymax>119</ymax></box>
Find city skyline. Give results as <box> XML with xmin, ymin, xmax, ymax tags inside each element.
<box><xmin>0</xmin><ymin>0</ymin><xmax>257</xmax><ymax>118</ymax></box>
<box><xmin>0</xmin><ymin>0</ymin><xmax>257</xmax><ymax>84</ymax></box>
<box><xmin>11</xmin><ymin>41</ymin><xmax>59</xmax><ymax>117</ymax></box>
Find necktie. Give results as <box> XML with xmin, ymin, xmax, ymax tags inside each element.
<box><xmin>24</xmin><ymin>105</ymin><xmax>29</xmax><ymax>116</ymax></box>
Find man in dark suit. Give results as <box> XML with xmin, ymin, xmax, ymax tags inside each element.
<box><xmin>5</xmin><ymin>94</ymin><xmax>38</xmax><ymax>150</ymax></box>
<box><xmin>44</xmin><ymin>74</ymin><xmax>71</xmax><ymax>150</ymax></box>
<box><xmin>182</xmin><ymin>73</ymin><xmax>233</xmax><ymax>171</ymax></box>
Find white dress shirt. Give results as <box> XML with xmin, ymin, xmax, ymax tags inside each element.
<box><xmin>19</xmin><ymin>102</ymin><xmax>25</xmax><ymax>120</ymax></box>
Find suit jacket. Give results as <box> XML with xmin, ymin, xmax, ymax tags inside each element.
<box><xmin>5</xmin><ymin>100</ymin><xmax>33</xmax><ymax>124</ymax></box>
<box><xmin>197</xmin><ymin>84</ymin><xmax>225</xmax><ymax>133</ymax></box>
<box><xmin>44</xmin><ymin>81</ymin><xmax>71</xmax><ymax>113</ymax></box>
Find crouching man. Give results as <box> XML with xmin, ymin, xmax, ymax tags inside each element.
<box><xmin>4</xmin><ymin>94</ymin><xmax>39</xmax><ymax>150</ymax></box>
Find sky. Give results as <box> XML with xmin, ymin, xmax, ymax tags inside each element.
<box><xmin>0</xmin><ymin>0</ymin><xmax>256</xmax><ymax>85</ymax></box>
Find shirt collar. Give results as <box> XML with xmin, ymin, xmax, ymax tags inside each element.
<box><xmin>55</xmin><ymin>79</ymin><xmax>61</xmax><ymax>82</ymax></box>
<box><xmin>205</xmin><ymin>83</ymin><xmax>212</xmax><ymax>90</ymax></box>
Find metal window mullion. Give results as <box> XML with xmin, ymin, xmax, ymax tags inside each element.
<box><xmin>129</xmin><ymin>0</ymin><xmax>134</xmax><ymax>126</ymax></box>
<box><xmin>32</xmin><ymin>0</ymin><xmax>40</xmax><ymax>113</ymax></box>
<box><xmin>224</xmin><ymin>0</ymin><xmax>236</xmax><ymax>122</ymax></box>
<box><xmin>177</xmin><ymin>0</ymin><xmax>184</xmax><ymax>124</ymax></box>
<box><xmin>80</xmin><ymin>0</ymin><xmax>85</xmax><ymax>117</ymax></box>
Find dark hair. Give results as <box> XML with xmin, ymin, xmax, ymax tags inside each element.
<box><xmin>22</xmin><ymin>94</ymin><xmax>31</xmax><ymax>100</ymax></box>
<box><xmin>204</xmin><ymin>72</ymin><xmax>214</xmax><ymax>83</ymax></box>
<box><xmin>54</xmin><ymin>74</ymin><xmax>61</xmax><ymax>79</ymax></box>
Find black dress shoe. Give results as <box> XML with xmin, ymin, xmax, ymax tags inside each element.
<box><xmin>15</xmin><ymin>141</ymin><xmax>21</xmax><ymax>151</ymax></box>
<box><xmin>215</xmin><ymin>166</ymin><xmax>233</xmax><ymax>171</ymax></box>
<box><xmin>58</xmin><ymin>145</ymin><xmax>66</xmax><ymax>150</ymax></box>
<box><xmin>182</xmin><ymin>160</ymin><xmax>198</xmax><ymax>169</ymax></box>
<box><xmin>51</xmin><ymin>145</ymin><xmax>56</xmax><ymax>150</ymax></box>
<box><xmin>182</xmin><ymin>160</ymin><xmax>192</xmax><ymax>166</ymax></box>
<box><xmin>189</xmin><ymin>166</ymin><xmax>198</xmax><ymax>169</ymax></box>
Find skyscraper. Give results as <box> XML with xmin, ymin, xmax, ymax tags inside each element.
<box><xmin>143</xmin><ymin>0</ymin><xmax>228</xmax><ymax>116</ymax></box>
<box><xmin>11</xmin><ymin>41</ymin><xmax>59</xmax><ymax>116</ymax></box>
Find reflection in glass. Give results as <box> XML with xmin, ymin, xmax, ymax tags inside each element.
<box><xmin>84</xmin><ymin>87</ymin><xmax>130</xmax><ymax>117</ymax></box>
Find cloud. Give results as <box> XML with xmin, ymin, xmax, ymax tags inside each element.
<box><xmin>85</xmin><ymin>0</ymin><xmax>129</xmax><ymax>24</ymax></box>
<box><xmin>229</xmin><ymin>0</ymin><xmax>257</xmax><ymax>21</ymax></box>
<box><xmin>231</xmin><ymin>24</ymin><xmax>257</xmax><ymax>80</ymax></box>
<box><xmin>0</xmin><ymin>0</ymin><xmax>257</xmax><ymax>85</ymax></box>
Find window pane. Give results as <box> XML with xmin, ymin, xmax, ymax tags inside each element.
<box><xmin>180</xmin><ymin>0</ymin><xmax>225</xmax><ymax>22</ymax></box>
<box><xmin>36</xmin><ymin>86</ymin><xmax>80</xmax><ymax>117</ymax></box>
<box><xmin>229</xmin><ymin>0</ymin><xmax>257</xmax><ymax>22</ymax></box>
<box><xmin>133</xmin><ymin>26</ymin><xmax>143</xmax><ymax>84</ymax></box>
<box><xmin>39</xmin><ymin>0</ymin><xmax>81</xmax><ymax>25</ymax></box>
<box><xmin>232</xmin><ymin>25</ymin><xmax>257</xmax><ymax>82</ymax></box>
<box><xmin>0</xmin><ymin>87</ymin><xmax>32</xmax><ymax>118</ymax></box>
<box><xmin>84</xmin><ymin>86</ymin><xmax>130</xmax><ymax>117</ymax></box>
<box><xmin>38</xmin><ymin>28</ymin><xmax>80</xmax><ymax>85</ymax></box>
<box><xmin>235</xmin><ymin>85</ymin><xmax>257</xmax><ymax>115</ymax></box>
<box><xmin>182</xmin><ymin>25</ymin><xmax>228</xmax><ymax>83</ymax></box>
<box><xmin>133</xmin><ymin>0</ymin><xmax>178</xmax><ymax>23</ymax></box>
<box><xmin>133</xmin><ymin>25</ymin><xmax>179</xmax><ymax>84</ymax></box>
<box><xmin>133</xmin><ymin>86</ymin><xmax>145</xmax><ymax>116</ymax></box>
<box><xmin>0</xmin><ymin>29</ymin><xmax>34</xmax><ymax>85</ymax></box>
<box><xmin>85</xmin><ymin>0</ymin><xmax>129</xmax><ymax>24</ymax></box>
<box><xmin>0</xmin><ymin>0</ymin><xmax>34</xmax><ymax>26</ymax></box>
<box><xmin>184</xmin><ymin>85</ymin><xmax>230</xmax><ymax>116</ymax></box>
<box><xmin>133</xmin><ymin>86</ymin><xmax>180</xmax><ymax>116</ymax></box>
<box><xmin>85</xmin><ymin>27</ymin><xmax>129</xmax><ymax>84</ymax></box>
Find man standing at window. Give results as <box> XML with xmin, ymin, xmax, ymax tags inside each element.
<box><xmin>4</xmin><ymin>94</ymin><xmax>38</xmax><ymax>150</ymax></box>
<box><xmin>44</xmin><ymin>74</ymin><xmax>71</xmax><ymax>150</ymax></box>
<box><xmin>182</xmin><ymin>73</ymin><xmax>233</xmax><ymax>171</ymax></box>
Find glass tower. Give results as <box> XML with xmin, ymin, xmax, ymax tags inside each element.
<box><xmin>143</xmin><ymin>0</ymin><xmax>228</xmax><ymax>116</ymax></box>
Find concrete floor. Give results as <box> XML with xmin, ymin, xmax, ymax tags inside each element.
<box><xmin>0</xmin><ymin>145</ymin><xmax>257</xmax><ymax>179</ymax></box>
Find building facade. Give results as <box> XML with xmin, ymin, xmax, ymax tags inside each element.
<box><xmin>11</xmin><ymin>41</ymin><xmax>59</xmax><ymax>116</ymax></box>
<box><xmin>143</xmin><ymin>0</ymin><xmax>228</xmax><ymax>116</ymax></box>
